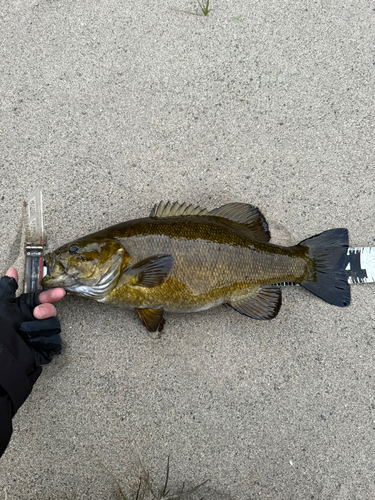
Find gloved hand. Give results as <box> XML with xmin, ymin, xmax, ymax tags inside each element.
<box><xmin>0</xmin><ymin>268</ymin><xmax>66</xmax><ymax>366</ymax></box>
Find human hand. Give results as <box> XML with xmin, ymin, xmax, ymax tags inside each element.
<box><xmin>5</xmin><ymin>267</ymin><xmax>65</xmax><ymax>320</ymax></box>
<box><xmin>0</xmin><ymin>268</ymin><xmax>66</xmax><ymax>365</ymax></box>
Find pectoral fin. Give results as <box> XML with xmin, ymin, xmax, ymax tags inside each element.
<box><xmin>125</xmin><ymin>254</ymin><xmax>173</xmax><ymax>288</ymax></box>
<box><xmin>137</xmin><ymin>308</ymin><xmax>166</xmax><ymax>332</ymax></box>
<box><xmin>227</xmin><ymin>285</ymin><xmax>281</xmax><ymax>320</ymax></box>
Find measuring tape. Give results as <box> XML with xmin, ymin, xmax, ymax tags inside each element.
<box><xmin>24</xmin><ymin>189</ymin><xmax>44</xmax><ymax>293</ymax></box>
<box><xmin>345</xmin><ymin>247</ymin><xmax>375</xmax><ymax>284</ymax></box>
<box><xmin>278</xmin><ymin>247</ymin><xmax>375</xmax><ymax>287</ymax></box>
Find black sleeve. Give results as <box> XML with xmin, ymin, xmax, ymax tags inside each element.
<box><xmin>0</xmin><ymin>318</ymin><xmax>42</xmax><ymax>458</ymax></box>
<box><xmin>0</xmin><ymin>390</ymin><xmax>12</xmax><ymax>457</ymax></box>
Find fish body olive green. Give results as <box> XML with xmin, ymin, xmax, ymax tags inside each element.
<box><xmin>42</xmin><ymin>202</ymin><xmax>350</xmax><ymax>332</ymax></box>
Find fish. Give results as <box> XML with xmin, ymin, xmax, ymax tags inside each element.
<box><xmin>41</xmin><ymin>201</ymin><xmax>351</xmax><ymax>333</ymax></box>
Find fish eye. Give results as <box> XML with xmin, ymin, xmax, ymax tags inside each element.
<box><xmin>69</xmin><ymin>245</ymin><xmax>79</xmax><ymax>253</ymax></box>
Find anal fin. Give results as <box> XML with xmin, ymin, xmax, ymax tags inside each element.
<box><xmin>137</xmin><ymin>308</ymin><xmax>166</xmax><ymax>332</ymax></box>
<box><xmin>227</xmin><ymin>285</ymin><xmax>281</xmax><ymax>320</ymax></box>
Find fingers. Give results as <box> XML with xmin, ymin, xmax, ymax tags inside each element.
<box><xmin>6</xmin><ymin>267</ymin><xmax>18</xmax><ymax>282</ymax></box>
<box><xmin>35</xmin><ymin>288</ymin><xmax>66</xmax><ymax>319</ymax></box>
<box><xmin>4</xmin><ymin>269</ymin><xmax>65</xmax><ymax>304</ymax></box>
<box><xmin>33</xmin><ymin>303</ymin><xmax>57</xmax><ymax>320</ymax></box>
<box><xmin>38</xmin><ymin>287</ymin><xmax>66</xmax><ymax>304</ymax></box>
<box><xmin>33</xmin><ymin>288</ymin><xmax>65</xmax><ymax>319</ymax></box>
<box><xmin>3</xmin><ymin>268</ymin><xmax>65</xmax><ymax>319</ymax></box>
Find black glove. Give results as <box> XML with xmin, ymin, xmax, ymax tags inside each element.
<box><xmin>0</xmin><ymin>276</ymin><xmax>62</xmax><ymax>366</ymax></box>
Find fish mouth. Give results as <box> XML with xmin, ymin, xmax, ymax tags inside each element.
<box><xmin>41</xmin><ymin>254</ymin><xmax>68</xmax><ymax>288</ymax></box>
<box><xmin>41</xmin><ymin>268</ymin><xmax>81</xmax><ymax>289</ymax></box>
<box><xmin>41</xmin><ymin>253</ymin><xmax>89</xmax><ymax>289</ymax></box>
<box><xmin>41</xmin><ymin>273</ymin><xmax>66</xmax><ymax>287</ymax></box>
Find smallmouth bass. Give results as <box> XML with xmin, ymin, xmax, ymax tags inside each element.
<box><xmin>41</xmin><ymin>201</ymin><xmax>350</xmax><ymax>332</ymax></box>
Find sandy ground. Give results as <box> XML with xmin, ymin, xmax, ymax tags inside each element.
<box><xmin>0</xmin><ymin>1</ymin><xmax>375</xmax><ymax>498</ymax></box>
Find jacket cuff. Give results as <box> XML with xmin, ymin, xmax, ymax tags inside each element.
<box><xmin>0</xmin><ymin>395</ymin><xmax>13</xmax><ymax>457</ymax></box>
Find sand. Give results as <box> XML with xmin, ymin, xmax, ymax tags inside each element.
<box><xmin>0</xmin><ymin>1</ymin><xmax>375</xmax><ymax>498</ymax></box>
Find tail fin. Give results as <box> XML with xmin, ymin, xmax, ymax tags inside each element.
<box><xmin>299</xmin><ymin>228</ymin><xmax>350</xmax><ymax>307</ymax></box>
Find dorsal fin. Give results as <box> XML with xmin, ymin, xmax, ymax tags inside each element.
<box><xmin>150</xmin><ymin>201</ymin><xmax>209</xmax><ymax>218</ymax></box>
<box><xmin>209</xmin><ymin>203</ymin><xmax>271</xmax><ymax>242</ymax></box>
<box><xmin>149</xmin><ymin>201</ymin><xmax>271</xmax><ymax>242</ymax></box>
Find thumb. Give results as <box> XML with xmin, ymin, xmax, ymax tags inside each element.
<box><xmin>6</xmin><ymin>267</ymin><xmax>19</xmax><ymax>282</ymax></box>
<box><xmin>0</xmin><ymin>267</ymin><xmax>19</xmax><ymax>302</ymax></box>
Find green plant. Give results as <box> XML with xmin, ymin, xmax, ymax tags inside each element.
<box><xmin>196</xmin><ymin>0</ymin><xmax>211</xmax><ymax>16</ymax></box>
<box><xmin>103</xmin><ymin>454</ymin><xmax>208</xmax><ymax>500</ymax></box>
<box><xmin>171</xmin><ymin>0</ymin><xmax>212</xmax><ymax>17</ymax></box>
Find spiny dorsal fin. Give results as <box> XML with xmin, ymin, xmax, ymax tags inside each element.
<box><xmin>209</xmin><ymin>203</ymin><xmax>271</xmax><ymax>242</ymax></box>
<box><xmin>150</xmin><ymin>201</ymin><xmax>209</xmax><ymax>218</ymax></box>
<box><xmin>227</xmin><ymin>284</ymin><xmax>281</xmax><ymax>320</ymax></box>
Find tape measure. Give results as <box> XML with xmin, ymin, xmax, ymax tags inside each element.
<box><xmin>24</xmin><ymin>189</ymin><xmax>44</xmax><ymax>293</ymax></box>
<box><xmin>345</xmin><ymin>247</ymin><xmax>375</xmax><ymax>284</ymax></box>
